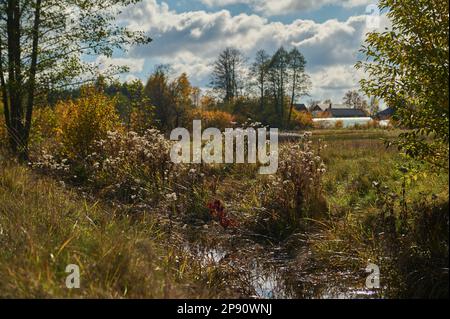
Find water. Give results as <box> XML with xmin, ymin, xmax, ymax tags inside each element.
<box><xmin>188</xmin><ymin>234</ymin><xmax>380</xmax><ymax>299</ymax></box>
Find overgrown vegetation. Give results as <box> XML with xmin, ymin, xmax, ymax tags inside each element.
<box><xmin>0</xmin><ymin>162</ymin><xmax>237</xmax><ymax>298</ymax></box>
<box><xmin>0</xmin><ymin>0</ymin><xmax>448</xmax><ymax>300</ymax></box>
<box><xmin>311</xmin><ymin>136</ymin><xmax>449</xmax><ymax>298</ymax></box>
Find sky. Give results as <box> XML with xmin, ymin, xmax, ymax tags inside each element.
<box><xmin>100</xmin><ymin>0</ymin><xmax>388</xmax><ymax>104</ymax></box>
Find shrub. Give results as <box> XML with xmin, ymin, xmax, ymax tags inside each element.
<box><xmin>128</xmin><ymin>104</ymin><xmax>155</xmax><ymax>134</ymax></box>
<box><xmin>189</xmin><ymin>109</ymin><xmax>235</xmax><ymax>131</ymax></box>
<box><xmin>250</xmin><ymin>133</ymin><xmax>328</xmax><ymax>240</ymax></box>
<box><xmin>29</xmin><ymin>106</ymin><xmax>59</xmax><ymax>152</ymax></box>
<box><xmin>334</xmin><ymin>120</ymin><xmax>344</xmax><ymax>129</ymax></box>
<box><xmin>56</xmin><ymin>86</ymin><xmax>120</xmax><ymax>158</ymax></box>
<box><xmin>86</xmin><ymin>129</ymin><xmax>174</xmax><ymax>204</ymax></box>
<box><xmin>367</xmin><ymin>120</ymin><xmax>380</xmax><ymax>129</ymax></box>
<box><xmin>352</xmin><ymin>120</ymin><xmax>380</xmax><ymax>130</ymax></box>
<box><xmin>368</xmin><ymin>180</ymin><xmax>449</xmax><ymax>298</ymax></box>
<box><xmin>31</xmin><ymin>123</ymin><xmax>213</xmax><ymax>216</ymax></box>
<box><xmin>291</xmin><ymin>110</ymin><xmax>313</xmax><ymax>130</ymax></box>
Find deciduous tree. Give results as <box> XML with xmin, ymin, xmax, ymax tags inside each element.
<box><xmin>211</xmin><ymin>48</ymin><xmax>245</xmax><ymax>103</ymax></box>
<box><xmin>287</xmin><ymin>48</ymin><xmax>311</xmax><ymax>124</ymax></box>
<box><xmin>357</xmin><ymin>0</ymin><xmax>449</xmax><ymax>167</ymax></box>
<box><xmin>0</xmin><ymin>0</ymin><xmax>151</xmax><ymax>160</ymax></box>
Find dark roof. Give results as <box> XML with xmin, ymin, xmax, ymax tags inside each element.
<box><xmin>309</xmin><ymin>104</ymin><xmax>324</xmax><ymax>112</ymax></box>
<box><xmin>328</xmin><ymin>108</ymin><xmax>367</xmax><ymax>118</ymax></box>
<box><xmin>293</xmin><ymin>103</ymin><xmax>308</xmax><ymax>112</ymax></box>
<box><xmin>376</xmin><ymin>108</ymin><xmax>394</xmax><ymax>119</ymax></box>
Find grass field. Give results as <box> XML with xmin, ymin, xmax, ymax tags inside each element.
<box><xmin>0</xmin><ymin>129</ymin><xmax>448</xmax><ymax>298</ymax></box>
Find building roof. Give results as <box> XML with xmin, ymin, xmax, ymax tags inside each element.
<box><xmin>329</xmin><ymin>104</ymin><xmax>349</xmax><ymax>109</ymax></box>
<box><xmin>376</xmin><ymin>107</ymin><xmax>394</xmax><ymax>119</ymax></box>
<box><xmin>309</xmin><ymin>104</ymin><xmax>327</xmax><ymax>112</ymax></box>
<box><xmin>328</xmin><ymin>108</ymin><xmax>367</xmax><ymax>118</ymax></box>
<box><xmin>293</xmin><ymin>103</ymin><xmax>308</xmax><ymax>112</ymax></box>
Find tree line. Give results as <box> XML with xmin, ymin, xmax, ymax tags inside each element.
<box><xmin>66</xmin><ymin>46</ymin><xmax>313</xmax><ymax>133</ymax></box>
<box><xmin>210</xmin><ymin>46</ymin><xmax>311</xmax><ymax>128</ymax></box>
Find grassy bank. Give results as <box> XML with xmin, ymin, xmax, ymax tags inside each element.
<box><xmin>0</xmin><ymin>128</ymin><xmax>448</xmax><ymax>298</ymax></box>
<box><xmin>311</xmin><ymin>131</ymin><xmax>449</xmax><ymax>298</ymax></box>
<box><xmin>0</xmin><ymin>161</ymin><xmax>233</xmax><ymax>298</ymax></box>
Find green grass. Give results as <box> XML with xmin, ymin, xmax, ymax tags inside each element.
<box><xmin>320</xmin><ymin>132</ymin><xmax>448</xmax><ymax>215</ymax></box>
<box><xmin>1</xmin><ymin>128</ymin><xmax>448</xmax><ymax>298</ymax></box>
<box><xmin>311</xmin><ymin>128</ymin><xmax>402</xmax><ymax>142</ymax></box>
<box><xmin>308</xmin><ymin>130</ymin><xmax>449</xmax><ymax>298</ymax></box>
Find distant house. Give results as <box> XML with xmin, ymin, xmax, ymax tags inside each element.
<box><xmin>309</xmin><ymin>104</ymin><xmax>324</xmax><ymax>113</ymax></box>
<box><xmin>327</xmin><ymin>108</ymin><xmax>368</xmax><ymax>118</ymax></box>
<box><xmin>309</xmin><ymin>102</ymin><xmax>368</xmax><ymax>118</ymax></box>
<box><xmin>293</xmin><ymin>103</ymin><xmax>308</xmax><ymax>112</ymax></box>
<box><xmin>309</xmin><ymin>103</ymin><xmax>329</xmax><ymax>117</ymax></box>
<box><xmin>327</xmin><ymin>103</ymin><xmax>348</xmax><ymax>110</ymax></box>
<box><xmin>376</xmin><ymin>107</ymin><xmax>394</xmax><ymax>120</ymax></box>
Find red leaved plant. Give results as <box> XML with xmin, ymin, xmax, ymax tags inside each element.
<box><xmin>207</xmin><ymin>200</ymin><xmax>238</xmax><ymax>229</ymax></box>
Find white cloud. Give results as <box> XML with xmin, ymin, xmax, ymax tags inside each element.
<box><xmin>309</xmin><ymin>64</ymin><xmax>366</xmax><ymax>101</ymax></box>
<box><xmin>117</xmin><ymin>0</ymin><xmax>389</xmax><ymax>102</ymax></box>
<box><xmin>96</xmin><ymin>55</ymin><xmax>145</xmax><ymax>73</ymax></box>
<box><xmin>200</xmin><ymin>0</ymin><xmax>374</xmax><ymax>16</ymax></box>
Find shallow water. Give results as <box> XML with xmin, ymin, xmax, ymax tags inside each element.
<box><xmin>187</xmin><ymin>231</ymin><xmax>380</xmax><ymax>299</ymax></box>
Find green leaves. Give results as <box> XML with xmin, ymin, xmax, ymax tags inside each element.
<box><xmin>1</xmin><ymin>0</ymin><xmax>151</xmax><ymax>91</ymax></box>
<box><xmin>357</xmin><ymin>0</ymin><xmax>449</xmax><ymax>169</ymax></box>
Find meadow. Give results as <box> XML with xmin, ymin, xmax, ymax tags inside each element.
<box><xmin>0</xmin><ymin>0</ymin><xmax>448</xmax><ymax>301</ymax></box>
<box><xmin>1</xmin><ymin>125</ymin><xmax>447</xmax><ymax>299</ymax></box>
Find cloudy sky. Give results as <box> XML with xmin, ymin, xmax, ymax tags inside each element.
<box><xmin>105</xmin><ymin>0</ymin><xmax>386</xmax><ymax>104</ymax></box>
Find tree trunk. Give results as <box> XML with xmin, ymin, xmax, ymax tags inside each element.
<box><xmin>6</xmin><ymin>0</ymin><xmax>23</xmax><ymax>156</ymax></box>
<box><xmin>0</xmin><ymin>35</ymin><xmax>11</xmax><ymax>135</ymax></box>
<box><xmin>260</xmin><ymin>81</ymin><xmax>264</xmax><ymax>112</ymax></box>
<box><xmin>288</xmin><ymin>71</ymin><xmax>297</xmax><ymax>125</ymax></box>
<box><xmin>23</xmin><ymin>0</ymin><xmax>42</xmax><ymax>159</ymax></box>
<box><xmin>1</xmin><ymin>0</ymin><xmax>42</xmax><ymax>161</ymax></box>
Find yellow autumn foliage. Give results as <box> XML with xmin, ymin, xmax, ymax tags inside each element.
<box><xmin>56</xmin><ymin>86</ymin><xmax>120</xmax><ymax>158</ymax></box>
<box><xmin>189</xmin><ymin>109</ymin><xmax>235</xmax><ymax>131</ymax></box>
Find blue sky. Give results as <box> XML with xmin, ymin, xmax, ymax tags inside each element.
<box><xmin>168</xmin><ymin>0</ymin><xmax>368</xmax><ymax>23</ymax></box>
<box><xmin>105</xmin><ymin>0</ymin><xmax>387</xmax><ymax>104</ymax></box>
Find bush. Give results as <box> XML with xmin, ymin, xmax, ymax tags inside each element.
<box><xmin>353</xmin><ymin>120</ymin><xmax>380</xmax><ymax>130</ymax></box>
<box><xmin>189</xmin><ymin>109</ymin><xmax>235</xmax><ymax>131</ymax></box>
<box><xmin>128</xmin><ymin>104</ymin><xmax>155</xmax><ymax>134</ymax></box>
<box><xmin>56</xmin><ymin>86</ymin><xmax>120</xmax><ymax>158</ymax></box>
<box><xmin>29</xmin><ymin>106</ymin><xmax>59</xmax><ymax>152</ymax></box>
<box><xmin>33</xmin><ymin>128</ymin><xmax>176</xmax><ymax>205</ymax></box>
<box><xmin>86</xmin><ymin>129</ymin><xmax>174</xmax><ymax>204</ymax></box>
<box><xmin>291</xmin><ymin>110</ymin><xmax>313</xmax><ymax>130</ymax></box>
<box><xmin>370</xmin><ymin>181</ymin><xmax>449</xmax><ymax>298</ymax></box>
<box><xmin>334</xmin><ymin>120</ymin><xmax>344</xmax><ymax>129</ymax></box>
<box><xmin>250</xmin><ymin>133</ymin><xmax>328</xmax><ymax>240</ymax></box>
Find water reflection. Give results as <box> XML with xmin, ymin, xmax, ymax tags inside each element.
<box><xmin>188</xmin><ymin>235</ymin><xmax>380</xmax><ymax>299</ymax></box>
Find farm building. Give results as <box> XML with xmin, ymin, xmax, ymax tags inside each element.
<box><xmin>327</xmin><ymin>108</ymin><xmax>368</xmax><ymax>118</ymax></box>
<box><xmin>293</xmin><ymin>103</ymin><xmax>308</xmax><ymax>112</ymax></box>
<box><xmin>309</xmin><ymin>103</ymin><xmax>329</xmax><ymax>117</ymax></box>
<box><xmin>376</xmin><ymin>107</ymin><xmax>395</xmax><ymax>120</ymax></box>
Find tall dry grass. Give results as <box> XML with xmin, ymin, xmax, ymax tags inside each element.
<box><xmin>0</xmin><ymin>161</ymin><xmax>233</xmax><ymax>298</ymax></box>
